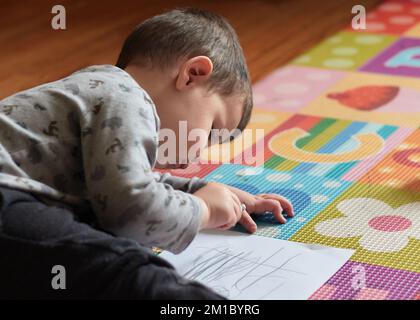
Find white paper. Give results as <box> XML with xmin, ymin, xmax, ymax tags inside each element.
<box><xmin>160</xmin><ymin>230</ymin><xmax>354</xmax><ymax>300</ymax></box>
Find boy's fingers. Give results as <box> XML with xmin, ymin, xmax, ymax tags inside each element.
<box><xmin>231</xmin><ymin>193</ymin><xmax>242</xmax><ymax>221</ymax></box>
<box><xmin>257</xmin><ymin>194</ymin><xmax>294</xmax><ymax>217</ymax></box>
<box><xmin>231</xmin><ymin>192</ymin><xmax>241</xmax><ymax>207</ymax></box>
<box><xmin>253</xmin><ymin>199</ymin><xmax>286</xmax><ymax>224</ymax></box>
<box><xmin>239</xmin><ymin>211</ymin><xmax>257</xmax><ymax>233</ymax></box>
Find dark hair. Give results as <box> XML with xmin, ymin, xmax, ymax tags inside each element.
<box><xmin>116</xmin><ymin>8</ymin><xmax>253</xmax><ymax>133</ymax></box>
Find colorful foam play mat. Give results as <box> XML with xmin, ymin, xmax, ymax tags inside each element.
<box><xmin>160</xmin><ymin>0</ymin><xmax>420</xmax><ymax>300</ymax></box>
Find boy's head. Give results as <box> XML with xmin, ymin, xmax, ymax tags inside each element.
<box><xmin>116</xmin><ymin>8</ymin><xmax>253</xmax><ymax>168</ymax></box>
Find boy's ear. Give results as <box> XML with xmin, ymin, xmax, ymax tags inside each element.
<box><xmin>176</xmin><ymin>56</ymin><xmax>213</xmax><ymax>91</ymax></box>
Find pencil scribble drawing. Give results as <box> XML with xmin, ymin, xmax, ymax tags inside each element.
<box><xmin>161</xmin><ymin>231</ymin><xmax>354</xmax><ymax>300</ymax></box>
<box><xmin>182</xmin><ymin>245</ymin><xmax>307</xmax><ymax>299</ymax></box>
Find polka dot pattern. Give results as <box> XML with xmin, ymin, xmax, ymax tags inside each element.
<box><xmin>323</xmin><ymin>58</ymin><xmax>355</xmax><ymax>68</ymax></box>
<box><xmin>266</xmin><ymin>173</ymin><xmax>292</xmax><ymax>182</ymax></box>
<box><xmin>311</xmin><ymin>194</ymin><xmax>329</xmax><ymax>203</ymax></box>
<box><xmin>331</xmin><ymin>47</ymin><xmax>359</xmax><ymax>56</ymax></box>
<box><xmin>292</xmin><ymin>31</ymin><xmax>397</xmax><ymax>71</ymax></box>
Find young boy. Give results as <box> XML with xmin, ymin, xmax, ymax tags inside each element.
<box><xmin>0</xmin><ymin>8</ymin><xmax>293</xmax><ymax>299</ymax></box>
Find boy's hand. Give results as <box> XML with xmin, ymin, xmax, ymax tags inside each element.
<box><xmin>193</xmin><ymin>182</ymin><xmax>294</xmax><ymax>234</ymax></box>
<box><xmin>225</xmin><ymin>185</ymin><xmax>294</xmax><ymax>233</ymax></box>
<box><xmin>194</xmin><ymin>182</ymin><xmax>243</xmax><ymax>231</ymax></box>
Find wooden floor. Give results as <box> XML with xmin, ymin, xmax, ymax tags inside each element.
<box><xmin>0</xmin><ymin>0</ymin><xmax>382</xmax><ymax>99</ymax></box>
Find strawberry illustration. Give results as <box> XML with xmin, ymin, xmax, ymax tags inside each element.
<box><xmin>327</xmin><ymin>85</ymin><xmax>400</xmax><ymax>111</ymax></box>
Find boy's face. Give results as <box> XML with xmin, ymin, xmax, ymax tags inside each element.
<box><xmin>156</xmin><ymin>89</ymin><xmax>244</xmax><ymax>169</ymax></box>
<box><xmin>126</xmin><ymin>57</ymin><xmax>245</xmax><ymax>169</ymax></box>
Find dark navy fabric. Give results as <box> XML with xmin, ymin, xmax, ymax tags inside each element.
<box><xmin>0</xmin><ymin>186</ymin><xmax>225</xmax><ymax>300</ymax></box>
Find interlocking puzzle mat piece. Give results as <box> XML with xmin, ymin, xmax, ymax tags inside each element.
<box><xmin>252</xmin><ymin>66</ymin><xmax>346</xmax><ymax>112</ymax></box>
<box><xmin>300</xmin><ymin>71</ymin><xmax>420</xmax><ymax>128</ymax></box>
<box><xmin>292</xmin><ymin>31</ymin><xmax>397</xmax><ymax>71</ymax></box>
<box><xmin>361</xmin><ymin>37</ymin><xmax>420</xmax><ymax>77</ymax></box>
<box><xmin>358</xmin><ymin>129</ymin><xmax>420</xmax><ymax>192</ymax></box>
<box><xmin>200</xmin><ymin>109</ymin><xmax>292</xmax><ymax>165</ymax></box>
<box><xmin>347</xmin><ymin>1</ymin><xmax>420</xmax><ymax>35</ymax></box>
<box><xmin>290</xmin><ymin>182</ymin><xmax>420</xmax><ymax>273</ymax></box>
<box><xmin>203</xmin><ymin>164</ymin><xmax>352</xmax><ymax>240</ymax></box>
<box><xmin>257</xmin><ymin>114</ymin><xmax>410</xmax><ymax>181</ymax></box>
<box><xmin>310</xmin><ymin>261</ymin><xmax>420</xmax><ymax>300</ymax></box>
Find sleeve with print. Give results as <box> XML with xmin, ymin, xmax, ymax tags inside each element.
<box><xmin>79</xmin><ymin>69</ymin><xmax>204</xmax><ymax>254</ymax></box>
<box><xmin>152</xmin><ymin>172</ymin><xmax>208</xmax><ymax>194</ymax></box>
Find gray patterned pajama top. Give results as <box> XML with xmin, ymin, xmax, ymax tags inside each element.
<box><xmin>0</xmin><ymin>65</ymin><xmax>207</xmax><ymax>254</ymax></box>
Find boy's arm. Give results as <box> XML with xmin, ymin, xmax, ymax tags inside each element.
<box><xmin>79</xmin><ymin>76</ymin><xmax>203</xmax><ymax>254</ymax></box>
<box><xmin>152</xmin><ymin>171</ymin><xmax>208</xmax><ymax>194</ymax></box>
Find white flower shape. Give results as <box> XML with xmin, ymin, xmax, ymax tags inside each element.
<box><xmin>315</xmin><ymin>198</ymin><xmax>420</xmax><ymax>253</ymax></box>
